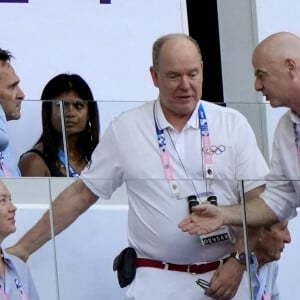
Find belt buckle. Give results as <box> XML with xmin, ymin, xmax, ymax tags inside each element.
<box><xmin>162</xmin><ymin>262</ymin><xmax>169</xmax><ymax>270</ymax></box>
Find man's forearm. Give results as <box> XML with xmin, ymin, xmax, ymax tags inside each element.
<box><xmin>223</xmin><ymin>196</ymin><xmax>279</xmax><ymax>227</ymax></box>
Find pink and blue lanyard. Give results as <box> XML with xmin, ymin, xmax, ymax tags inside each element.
<box><xmin>154</xmin><ymin>102</ymin><xmax>213</xmax><ymax>198</ymax></box>
<box><xmin>0</xmin><ymin>153</ymin><xmax>9</xmax><ymax>177</ymax></box>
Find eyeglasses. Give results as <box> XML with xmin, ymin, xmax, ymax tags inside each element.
<box><xmin>195</xmin><ymin>278</ymin><xmax>210</xmax><ymax>290</ymax></box>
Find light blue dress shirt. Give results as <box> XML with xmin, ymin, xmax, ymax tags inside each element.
<box><xmin>0</xmin><ymin>249</ymin><xmax>40</xmax><ymax>300</ymax></box>
<box><xmin>0</xmin><ymin>105</ymin><xmax>20</xmax><ymax>177</ymax></box>
<box><xmin>250</xmin><ymin>254</ymin><xmax>280</xmax><ymax>300</ymax></box>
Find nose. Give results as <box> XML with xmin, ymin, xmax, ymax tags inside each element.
<box><xmin>9</xmin><ymin>201</ymin><xmax>17</xmax><ymax>212</ymax></box>
<box><xmin>17</xmin><ymin>86</ymin><xmax>25</xmax><ymax>100</ymax></box>
<box><xmin>179</xmin><ymin>75</ymin><xmax>190</xmax><ymax>89</ymax></box>
<box><xmin>283</xmin><ymin>229</ymin><xmax>292</xmax><ymax>243</ymax></box>
<box><xmin>254</xmin><ymin>78</ymin><xmax>263</xmax><ymax>92</ymax></box>
<box><xmin>63</xmin><ymin>103</ymin><xmax>76</xmax><ymax>117</ymax></box>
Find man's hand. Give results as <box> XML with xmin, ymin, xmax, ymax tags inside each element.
<box><xmin>205</xmin><ymin>259</ymin><xmax>245</xmax><ymax>299</ymax></box>
<box><xmin>178</xmin><ymin>204</ymin><xmax>224</xmax><ymax>234</ymax></box>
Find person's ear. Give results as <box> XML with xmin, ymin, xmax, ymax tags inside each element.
<box><xmin>150</xmin><ymin>66</ymin><xmax>159</xmax><ymax>88</ymax></box>
<box><xmin>286</xmin><ymin>58</ymin><xmax>296</xmax><ymax>78</ymax></box>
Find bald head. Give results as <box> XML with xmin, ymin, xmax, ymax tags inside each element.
<box><xmin>253</xmin><ymin>32</ymin><xmax>300</xmax><ymax>65</ymax></box>
<box><xmin>252</xmin><ymin>32</ymin><xmax>300</xmax><ymax>113</ymax></box>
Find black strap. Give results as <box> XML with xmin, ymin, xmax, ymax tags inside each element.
<box><xmin>20</xmin><ymin>149</ymin><xmax>65</xmax><ymax>177</ymax></box>
<box><xmin>22</xmin><ymin>148</ymin><xmax>46</xmax><ymax>160</ymax></box>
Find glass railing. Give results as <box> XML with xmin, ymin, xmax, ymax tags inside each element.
<box><xmin>3</xmin><ymin>177</ymin><xmax>298</xmax><ymax>300</ymax></box>
<box><xmin>3</xmin><ymin>99</ymin><xmax>295</xmax><ymax>299</ymax></box>
<box><xmin>8</xmin><ymin>99</ymin><xmax>288</xmax><ymax>166</ymax></box>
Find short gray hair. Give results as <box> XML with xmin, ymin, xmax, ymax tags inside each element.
<box><xmin>152</xmin><ymin>33</ymin><xmax>202</xmax><ymax>69</ymax></box>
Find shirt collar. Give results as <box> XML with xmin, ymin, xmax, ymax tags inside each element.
<box><xmin>1</xmin><ymin>248</ymin><xmax>13</xmax><ymax>267</ymax></box>
<box><xmin>289</xmin><ymin>110</ymin><xmax>300</xmax><ymax>124</ymax></box>
<box><xmin>155</xmin><ymin>99</ymin><xmax>200</xmax><ymax>131</ymax></box>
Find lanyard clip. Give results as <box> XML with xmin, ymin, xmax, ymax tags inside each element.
<box><xmin>205</xmin><ymin>164</ymin><xmax>213</xmax><ymax>179</ymax></box>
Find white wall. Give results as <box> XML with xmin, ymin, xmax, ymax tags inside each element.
<box><xmin>217</xmin><ymin>0</ymin><xmax>270</xmax><ymax>160</ymax></box>
<box><xmin>3</xmin><ymin>0</ymin><xmax>187</xmax><ymax>159</ymax></box>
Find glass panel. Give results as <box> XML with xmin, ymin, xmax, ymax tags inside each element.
<box><xmin>4</xmin><ymin>100</ymin><xmax>295</xmax><ymax>299</ymax></box>
<box><xmin>2</xmin><ymin>177</ymin><xmax>58</xmax><ymax>300</ymax></box>
<box><xmin>243</xmin><ymin>178</ymin><xmax>298</xmax><ymax>300</ymax></box>
<box><xmin>49</xmin><ymin>178</ymin><xmax>128</xmax><ymax>300</ymax></box>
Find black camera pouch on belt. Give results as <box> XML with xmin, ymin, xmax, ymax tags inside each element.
<box><xmin>113</xmin><ymin>247</ymin><xmax>137</xmax><ymax>288</ymax></box>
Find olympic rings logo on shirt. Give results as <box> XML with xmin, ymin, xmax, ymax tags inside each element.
<box><xmin>202</xmin><ymin>145</ymin><xmax>226</xmax><ymax>155</ymax></box>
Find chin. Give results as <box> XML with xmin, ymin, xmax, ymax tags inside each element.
<box><xmin>269</xmin><ymin>99</ymin><xmax>284</xmax><ymax>108</ymax></box>
<box><xmin>270</xmin><ymin>103</ymin><xmax>280</xmax><ymax>108</ymax></box>
<box><xmin>10</xmin><ymin>224</ymin><xmax>17</xmax><ymax>233</ymax></box>
<box><xmin>12</xmin><ymin>114</ymin><xmax>21</xmax><ymax>120</ymax></box>
<box><xmin>273</xmin><ymin>255</ymin><xmax>280</xmax><ymax>261</ymax></box>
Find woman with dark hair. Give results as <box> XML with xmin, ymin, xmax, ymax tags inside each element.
<box><xmin>18</xmin><ymin>73</ymin><xmax>100</xmax><ymax>176</ymax></box>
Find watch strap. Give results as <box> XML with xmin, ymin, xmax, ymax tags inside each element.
<box><xmin>229</xmin><ymin>251</ymin><xmax>253</xmax><ymax>265</ymax></box>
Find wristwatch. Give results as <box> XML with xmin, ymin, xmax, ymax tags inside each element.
<box><xmin>229</xmin><ymin>251</ymin><xmax>252</xmax><ymax>265</ymax></box>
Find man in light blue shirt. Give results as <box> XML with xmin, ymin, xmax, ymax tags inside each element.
<box><xmin>251</xmin><ymin>221</ymin><xmax>291</xmax><ymax>300</ymax></box>
<box><xmin>0</xmin><ymin>49</ymin><xmax>24</xmax><ymax>177</ymax></box>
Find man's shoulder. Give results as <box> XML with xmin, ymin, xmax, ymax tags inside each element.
<box><xmin>201</xmin><ymin>100</ymin><xmax>240</xmax><ymax>112</ymax></box>
<box><xmin>274</xmin><ymin>109</ymin><xmax>294</xmax><ymax>134</ymax></box>
<box><xmin>113</xmin><ymin>100</ymin><xmax>154</xmax><ymax>122</ymax></box>
<box><xmin>201</xmin><ymin>100</ymin><xmax>247</xmax><ymax>121</ymax></box>
<box><xmin>259</xmin><ymin>260</ymin><xmax>279</xmax><ymax>278</ymax></box>
<box><xmin>278</xmin><ymin>109</ymin><xmax>294</xmax><ymax>124</ymax></box>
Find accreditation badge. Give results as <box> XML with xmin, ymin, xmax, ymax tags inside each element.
<box><xmin>199</xmin><ymin>226</ymin><xmax>231</xmax><ymax>246</ymax></box>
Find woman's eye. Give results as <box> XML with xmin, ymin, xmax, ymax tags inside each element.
<box><xmin>74</xmin><ymin>103</ymin><xmax>84</xmax><ymax>109</ymax></box>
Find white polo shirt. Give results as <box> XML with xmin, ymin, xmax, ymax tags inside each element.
<box><xmin>81</xmin><ymin>99</ymin><xmax>268</xmax><ymax>264</ymax></box>
<box><xmin>261</xmin><ymin>110</ymin><xmax>300</xmax><ymax>220</ymax></box>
